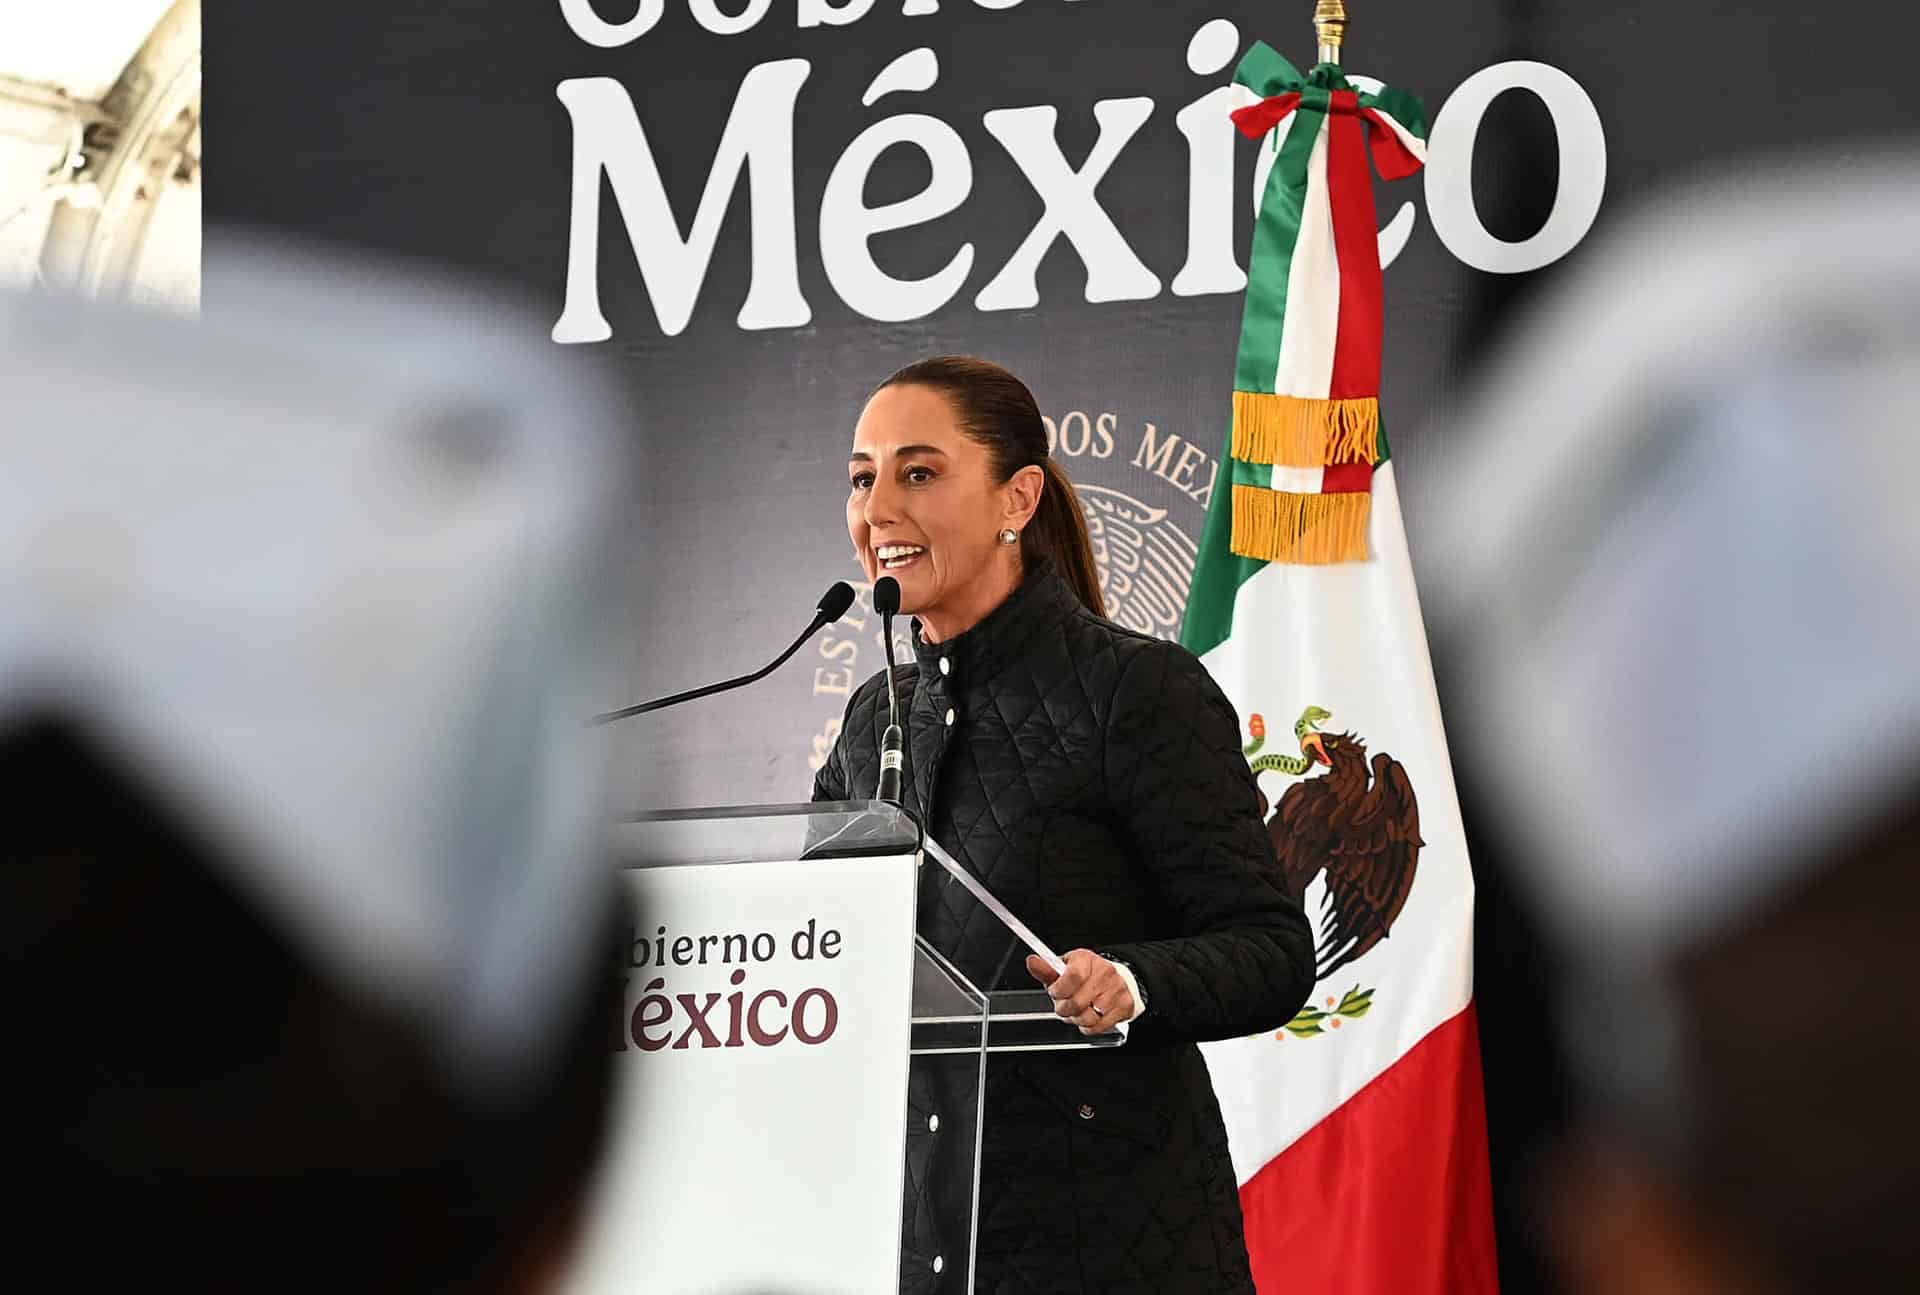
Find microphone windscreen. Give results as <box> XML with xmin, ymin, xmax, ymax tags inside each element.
<box><xmin>817</xmin><ymin>581</ymin><xmax>856</xmax><ymax>623</ymax></box>
<box><xmin>872</xmin><ymin>576</ymin><xmax>901</xmax><ymax>616</ymax></box>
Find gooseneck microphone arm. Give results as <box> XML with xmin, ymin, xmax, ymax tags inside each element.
<box><xmin>874</xmin><ymin>577</ymin><xmax>905</xmax><ymax>805</ymax></box>
<box><xmin>593</xmin><ymin>582</ymin><xmax>856</xmax><ymax>724</ymax></box>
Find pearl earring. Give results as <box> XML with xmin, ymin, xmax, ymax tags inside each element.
<box><xmin>998</xmin><ymin>528</ymin><xmax>1019</xmax><ymax>545</ymax></box>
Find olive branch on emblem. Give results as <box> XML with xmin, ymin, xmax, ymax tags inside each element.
<box><xmin>1278</xmin><ymin>985</ymin><xmax>1375</xmax><ymax>1039</ymax></box>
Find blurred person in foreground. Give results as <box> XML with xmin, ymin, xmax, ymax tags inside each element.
<box><xmin>1</xmin><ymin>248</ymin><xmax>642</xmax><ymax>1293</ymax></box>
<box><xmin>1430</xmin><ymin>155</ymin><xmax>1920</xmax><ymax>1294</ymax></box>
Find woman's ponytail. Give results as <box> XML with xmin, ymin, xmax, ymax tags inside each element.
<box><xmin>1026</xmin><ymin>457</ymin><xmax>1105</xmax><ymax>618</ymax></box>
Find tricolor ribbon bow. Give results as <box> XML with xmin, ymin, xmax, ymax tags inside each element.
<box><xmin>1220</xmin><ymin>43</ymin><xmax>1428</xmax><ymax>564</ymax></box>
<box><xmin>1230</xmin><ymin>87</ymin><xmax>1424</xmax><ymax>184</ymax></box>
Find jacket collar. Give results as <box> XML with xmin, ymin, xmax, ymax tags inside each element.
<box><xmin>910</xmin><ymin>559</ymin><xmax>1081</xmax><ymax>688</ymax></box>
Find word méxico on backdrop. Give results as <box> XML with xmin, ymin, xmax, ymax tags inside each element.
<box><xmin>550</xmin><ymin>21</ymin><xmax>1606</xmax><ymax>341</ymax></box>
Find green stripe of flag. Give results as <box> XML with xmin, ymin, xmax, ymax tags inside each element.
<box><xmin>1232</xmin><ymin>102</ymin><xmax>1323</xmax><ymax>393</ymax></box>
<box><xmin>1181</xmin><ymin>448</ymin><xmax>1268</xmax><ymax>657</ymax></box>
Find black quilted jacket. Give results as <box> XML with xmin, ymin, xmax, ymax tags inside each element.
<box><xmin>812</xmin><ymin>562</ymin><xmax>1315</xmax><ymax>1293</ymax></box>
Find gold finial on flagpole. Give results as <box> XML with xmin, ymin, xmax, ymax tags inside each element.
<box><xmin>1314</xmin><ymin>0</ymin><xmax>1347</xmax><ymax>64</ymax></box>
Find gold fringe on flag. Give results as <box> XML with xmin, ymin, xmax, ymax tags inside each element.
<box><xmin>1230</xmin><ymin>485</ymin><xmax>1371</xmax><ymax>564</ymax></box>
<box><xmin>1231</xmin><ymin>392</ymin><xmax>1380</xmax><ymax>467</ymax></box>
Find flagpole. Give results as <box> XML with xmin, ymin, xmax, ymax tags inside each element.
<box><xmin>1314</xmin><ymin>0</ymin><xmax>1347</xmax><ymax>65</ymax></box>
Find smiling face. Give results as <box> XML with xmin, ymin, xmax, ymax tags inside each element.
<box><xmin>846</xmin><ymin>382</ymin><xmax>1041</xmax><ymax>642</ymax></box>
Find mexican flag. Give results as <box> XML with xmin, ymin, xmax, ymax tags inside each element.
<box><xmin>1181</xmin><ymin>43</ymin><xmax>1499</xmax><ymax>1293</ymax></box>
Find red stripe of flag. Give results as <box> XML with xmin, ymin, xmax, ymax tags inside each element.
<box><xmin>1326</xmin><ymin>90</ymin><xmax>1385</xmax><ymax>404</ymax></box>
<box><xmin>1238</xmin><ymin>1004</ymin><xmax>1500</xmax><ymax>1294</ymax></box>
<box><xmin>1361</xmin><ymin>107</ymin><xmax>1427</xmax><ymax>181</ymax></box>
<box><xmin>1321</xmin><ymin>461</ymin><xmax>1375</xmax><ymax>494</ymax></box>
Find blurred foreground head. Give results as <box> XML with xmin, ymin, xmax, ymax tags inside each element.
<box><xmin>1433</xmin><ymin>156</ymin><xmax>1920</xmax><ymax>1294</ymax></box>
<box><xmin>2</xmin><ymin>246</ymin><xmax>641</xmax><ymax>1292</ymax></box>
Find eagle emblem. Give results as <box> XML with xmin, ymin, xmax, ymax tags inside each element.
<box><xmin>1077</xmin><ymin>484</ymin><xmax>1199</xmax><ymax>641</ymax></box>
<box><xmin>1247</xmin><ymin>706</ymin><xmax>1424</xmax><ymax>981</ymax></box>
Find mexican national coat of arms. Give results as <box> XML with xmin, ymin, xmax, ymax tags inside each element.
<box><xmin>1245</xmin><ymin>706</ymin><xmax>1424</xmax><ymax>1037</ymax></box>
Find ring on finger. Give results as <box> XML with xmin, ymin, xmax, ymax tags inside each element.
<box><xmin>1091</xmin><ymin>1004</ymin><xmax>1106</xmax><ymax>1018</ymax></box>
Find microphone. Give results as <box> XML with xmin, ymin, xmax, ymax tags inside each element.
<box><xmin>593</xmin><ymin>582</ymin><xmax>856</xmax><ymax>724</ymax></box>
<box><xmin>873</xmin><ymin>576</ymin><xmax>905</xmax><ymax>805</ymax></box>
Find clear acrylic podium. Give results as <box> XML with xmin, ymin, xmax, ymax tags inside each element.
<box><xmin>582</xmin><ymin>801</ymin><xmax>1121</xmax><ymax>1295</ymax></box>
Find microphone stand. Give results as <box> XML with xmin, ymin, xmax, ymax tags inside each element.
<box><xmin>875</xmin><ymin>579</ymin><xmax>905</xmax><ymax>805</ymax></box>
<box><xmin>593</xmin><ymin>584</ymin><xmax>853</xmax><ymax>724</ymax></box>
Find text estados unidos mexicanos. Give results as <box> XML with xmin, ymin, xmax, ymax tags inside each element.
<box><xmin>550</xmin><ymin>11</ymin><xmax>1608</xmax><ymax>341</ymax></box>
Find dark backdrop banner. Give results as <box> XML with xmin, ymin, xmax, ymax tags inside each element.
<box><xmin>203</xmin><ymin>0</ymin><xmax>1915</xmax><ymax>812</ymax></box>
<box><xmin>204</xmin><ymin>2</ymin><xmax>1918</xmax><ymax>1286</ymax></box>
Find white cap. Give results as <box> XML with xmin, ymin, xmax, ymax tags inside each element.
<box><xmin>1430</xmin><ymin>156</ymin><xmax>1920</xmax><ymax>966</ymax></box>
<box><xmin>0</xmin><ymin>241</ymin><xmax>642</xmax><ymax>1099</ymax></box>
<box><xmin>1423</xmin><ymin>154</ymin><xmax>1920</xmax><ymax>1147</ymax></box>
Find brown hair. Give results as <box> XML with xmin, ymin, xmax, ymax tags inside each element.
<box><xmin>877</xmin><ymin>356</ymin><xmax>1106</xmax><ymax>618</ymax></box>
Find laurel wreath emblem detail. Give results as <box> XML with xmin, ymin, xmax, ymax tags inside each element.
<box><xmin>1276</xmin><ymin>985</ymin><xmax>1375</xmax><ymax>1039</ymax></box>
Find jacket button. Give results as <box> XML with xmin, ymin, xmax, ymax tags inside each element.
<box><xmin>938</xmin><ymin>657</ymin><xmax>951</xmax><ymax>675</ymax></box>
<box><xmin>1077</xmin><ymin>1104</ymin><xmax>1095</xmax><ymax>1120</ymax></box>
<box><xmin>927</xmin><ymin>1113</ymin><xmax>940</xmax><ymax>1133</ymax></box>
<box><xmin>944</xmin><ymin>707</ymin><xmax>955</xmax><ymax>726</ymax></box>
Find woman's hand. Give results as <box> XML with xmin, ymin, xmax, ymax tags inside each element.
<box><xmin>1026</xmin><ymin>950</ymin><xmax>1135</xmax><ymax>1034</ymax></box>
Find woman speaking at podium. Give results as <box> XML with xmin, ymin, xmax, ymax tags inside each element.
<box><xmin>812</xmin><ymin>357</ymin><xmax>1315</xmax><ymax>1293</ymax></box>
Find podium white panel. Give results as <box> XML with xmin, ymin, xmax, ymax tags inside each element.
<box><xmin>564</xmin><ymin>851</ymin><xmax>919</xmax><ymax>1295</ymax></box>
